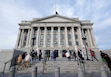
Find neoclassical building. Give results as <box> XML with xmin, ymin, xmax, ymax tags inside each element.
<box><xmin>15</xmin><ymin>14</ymin><xmax>98</xmax><ymax>57</ymax></box>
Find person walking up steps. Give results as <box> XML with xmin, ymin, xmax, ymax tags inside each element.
<box><xmin>66</xmin><ymin>48</ymin><xmax>71</xmax><ymax>61</ymax></box>
<box><xmin>39</xmin><ymin>50</ymin><xmax>42</xmax><ymax>61</ymax></box>
<box><xmin>89</xmin><ymin>48</ymin><xmax>98</xmax><ymax>61</ymax></box>
<box><xmin>24</xmin><ymin>53</ymin><xmax>32</xmax><ymax>68</ymax></box>
<box><xmin>17</xmin><ymin>54</ymin><xmax>23</xmax><ymax>70</ymax></box>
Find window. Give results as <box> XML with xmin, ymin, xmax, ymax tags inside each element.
<box><xmin>69</xmin><ymin>41</ymin><xmax>72</xmax><ymax>46</ymax></box>
<box><xmin>74</xmin><ymin>27</ymin><xmax>77</xmax><ymax>32</ymax></box>
<box><xmin>54</xmin><ymin>41</ymin><xmax>58</xmax><ymax>47</ymax></box>
<box><xmin>68</xmin><ymin>34</ymin><xmax>71</xmax><ymax>39</ymax></box>
<box><xmin>47</xmin><ymin>30</ymin><xmax>51</xmax><ymax>34</ymax></box>
<box><xmin>47</xmin><ymin>41</ymin><xmax>50</xmax><ymax>47</ymax></box>
<box><xmin>75</xmin><ymin>34</ymin><xmax>78</xmax><ymax>39</ymax></box>
<box><xmin>40</xmin><ymin>34</ymin><xmax>44</xmax><ymax>40</ymax></box>
<box><xmin>40</xmin><ymin>41</ymin><xmax>43</xmax><ymax>45</ymax></box>
<box><xmin>61</xmin><ymin>34</ymin><xmax>64</xmax><ymax>39</ymax></box>
<box><xmin>61</xmin><ymin>41</ymin><xmax>64</xmax><ymax>45</ymax></box>
<box><xmin>76</xmin><ymin>41</ymin><xmax>79</xmax><ymax>46</ymax></box>
<box><xmin>47</xmin><ymin>34</ymin><xmax>51</xmax><ymax>40</ymax></box>
<box><xmin>54</xmin><ymin>34</ymin><xmax>58</xmax><ymax>40</ymax></box>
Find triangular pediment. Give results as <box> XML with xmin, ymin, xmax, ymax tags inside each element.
<box><xmin>32</xmin><ymin>14</ymin><xmax>80</xmax><ymax>23</ymax></box>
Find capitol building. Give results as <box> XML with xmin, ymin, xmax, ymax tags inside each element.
<box><xmin>15</xmin><ymin>14</ymin><xmax>98</xmax><ymax>57</ymax></box>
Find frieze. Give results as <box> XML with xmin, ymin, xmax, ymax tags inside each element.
<box><xmin>32</xmin><ymin>23</ymin><xmax>80</xmax><ymax>27</ymax></box>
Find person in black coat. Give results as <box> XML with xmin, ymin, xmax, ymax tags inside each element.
<box><xmin>104</xmin><ymin>54</ymin><xmax>111</xmax><ymax>71</ymax></box>
<box><xmin>100</xmin><ymin>50</ymin><xmax>111</xmax><ymax>71</ymax></box>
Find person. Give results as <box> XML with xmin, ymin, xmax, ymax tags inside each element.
<box><xmin>53</xmin><ymin>50</ymin><xmax>57</xmax><ymax>61</ymax></box>
<box><xmin>30</xmin><ymin>50</ymin><xmax>35</xmax><ymax>60</ymax></box>
<box><xmin>66</xmin><ymin>49</ymin><xmax>71</xmax><ymax>61</ymax></box>
<box><xmin>30</xmin><ymin>50</ymin><xmax>37</xmax><ymax>61</ymax></box>
<box><xmin>100</xmin><ymin>50</ymin><xmax>111</xmax><ymax>71</ymax></box>
<box><xmin>43</xmin><ymin>51</ymin><xmax>47</xmax><ymax>63</ymax></box>
<box><xmin>89</xmin><ymin>48</ymin><xmax>98</xmax><ymax>61</ymax></box>
<box><xmin>39</xmin><ymin>50</ymin><xmax>42</xmax><ymax>61</ymax></box>
<box><xmin>46</xmin><ymin>51</ymin><xmax>50</xmax><ymax>60</ymax></box>
<box><xmin>73</xmin><ymin>50</ymin><xmax>77</xmax><ymax>61</ymax></box>
<box><xmin>78</xmin><ymin>49</ymin><xmax>84</xmax><ymax>62</ymax></box>
<box><xmin>22</xmin><ymin>52</ymin><xmax>27</xmax><ymax>60</ymax></box>
<box><xmin>51</xmin><ymin>51</ymin><xmax>54</xmax><ymax>60</ymax></box>
<box><xmin>17</xmin><ymin>54</ymin><xmax>23</xmax><ymax>70</ymax></box>
<box><xmin>104</xmin><ymin>54</ymin><xmax>111</xmax><ymax>71</ymax></box>
<box><xmin>24</xmin><ymin>53</ymin><xmax>32</xmax><ymax>68</ymax></box>
<box><xmin>100</xmin><ymin>50</ymin><xmax>106</xmax><ymax>62</ymax></box>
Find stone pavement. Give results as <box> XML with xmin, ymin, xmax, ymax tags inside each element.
<box><xmin>0</xmin><ymin>57</ymin><xmax>111</xmax><ymax>77</ymax></box>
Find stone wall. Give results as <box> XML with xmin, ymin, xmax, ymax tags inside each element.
<box><xmin>0</xmin><ymin>49</ymin><xmax>24</xmax><ymax>72</ymax></box>
<box><xmin>103</xmin><ymin>49</ymin><xmax>111</xmax><ymax>57</ymax></box>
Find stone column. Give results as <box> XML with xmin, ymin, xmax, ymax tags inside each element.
<box><xmin>15</xmin><ymin>28</ymin><xmax>21</xmax><ymax>48</ymax></box>
<box><xmin>87</xmin><ymin>29</ymin><xmax>93</xmax><ymax>47</ymax></box>
<box><xmin>36</xmin><ymin>27</ymin><xmax>40</xmax><ymax>47</ymax></box>
<box><xmin>71</xmin><ymin>27</ymin><xmax>76</xmax><ymax>47</ymax></box>
<box><xmin>51</xmin><ymin>27</ymin><xmax>54</xmax><ymax>47</ymax></box>
<box><xmin>78</xmin><ymin>27</ymin><xmax>84</xmax><ymax>47</ymax></box>
<box><xmin>58</xmin><ymin>27</ymin><xmax>61</xmax><ymax>47</ymax></box>
<box><xmin>25</xmin><ymin>29</ymin><xmax>30</xmax><ymax>48</ymax></box>
<box><xmin>19</xmin><ymin>29</ymin><xmax>24</xmax><ymax>48</ymax></box>
<box><xmin>90</xmin><ymin>29</ymin><xmax>97</xmax><ymax>47</ymax></box>
<box><xmin>28</xmin><ymin>28</ymin><xmax>34</xmax><ymax>47</ymax></box>
<box><xmin>43</xmin><ymin>27</ymin><xmax>47</xmax><ymax>47</ymax></box>
<box><xmin>65</xmin><ymin>27</ymin><xmax>69</xmax><ymax>47</ymax></box>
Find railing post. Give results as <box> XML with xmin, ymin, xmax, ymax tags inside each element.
<box><xmin>100</xmin><ymin>66</ymin><xmax>108</xmax><ymax>77</ymax></box>
<box><xmin>42</xmin><ymin>61</ymin><xmax>46</xmax><ymax>74</ymax></box>
<box><xmin>32</xmin><ymin>66</ymin><xmax>37</xmax><ymax>77</ymax></box>
<box><xmin>8</xmin><ymin>66</ymin><xmax>16</xmax><ymax>77</ymax></box>
<box><xmin>78</xmin><ymin>67</ymin><xmax>84</xmax><ymax>77</ymax></box>
<box><xmin>55</xmin><ymin>67</ymin><xmax>60</xmax><ymax>77</ymax></box>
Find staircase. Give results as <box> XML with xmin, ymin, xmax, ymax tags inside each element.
<box><xmin>1</xmin><ymin>58</ymin><xmax>111</xmax><ymax>77</ymax></box>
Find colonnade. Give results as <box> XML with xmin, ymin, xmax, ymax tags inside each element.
<box><xmin>15</xmin><ymin>26</ymin><xmax>97</xmax><ymax>49</ymax></box>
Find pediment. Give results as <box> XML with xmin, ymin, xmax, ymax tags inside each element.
<box><xmin>32</xmin><ymin>15</ymin><xmax>80</xmax><ymax>23</ymax></box>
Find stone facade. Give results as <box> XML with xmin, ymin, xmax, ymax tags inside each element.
<box><xmin>15</xmin><ymin>14</ymin><xmax>99</xmax><ymax>58</ymax></box>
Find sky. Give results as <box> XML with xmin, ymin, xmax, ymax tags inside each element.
<box><xmin>0</xmin><ymin>0</ymin><xmax>111</xmax><ymax>50</ymax></box>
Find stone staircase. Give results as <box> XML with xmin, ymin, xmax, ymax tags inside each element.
<box><xmin>35</xmin><ymin>59</ymin><xmax>103</xmax><ymax>73</ymax></box>
<box><xmin>1</xmin><ymin>58</ymin><xmax>111</xmax><ymax>77</ymax></box>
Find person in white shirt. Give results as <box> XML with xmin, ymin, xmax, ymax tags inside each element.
<box><xmin>25</xmin><ymin>53</ymin><xmax>32</xmax><ymax>68</ymax></box>
<box><xmin>65</xmin><ymin>49</ymin><xmax>71</xmax><ymax>61</ymax></box>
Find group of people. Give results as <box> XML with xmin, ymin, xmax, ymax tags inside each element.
<box><xmin>65</xmin><ymin>48</ymin><xmax>111</xmax><ymax>71</ymax></box>
<box><xmin>64</xmin><ymin>48</ymin><xmax>99</xmax><ymax>62</ymax></box>
<box><xmin>17</xmin><ymin>48</ymin><xmax>111</xmax><ymax>71</ymax></box>
<box><xmin>17</xmin><ymin>49</ymin><xmax>42</xmax><ymax>70</ymax></box>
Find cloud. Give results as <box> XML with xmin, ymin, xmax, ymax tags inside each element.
<box><xmin>0</xmin><ymin>0</ymin><xmax>111</xmax><ymax>50</ymax></box>
<box><xmin>51</xmin><ymin>4</ymin><xmax>74</xmax><ymax>17</ymax></box>
<box><xmin>0</xmin><ymin>1</ymin><xmax>41</xmax><ymax>50</ymax></box>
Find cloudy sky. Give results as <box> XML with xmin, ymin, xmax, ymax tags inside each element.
<box><xmin>0</xmin><ymin>0</ymin><xmax>111</xmax><ymax>50</ymax></box>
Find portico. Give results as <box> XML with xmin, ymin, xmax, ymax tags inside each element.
<box><xmin>15</xmin><ymin>14</ymin><xmax>98</xmax><ymax>57</ymax></box>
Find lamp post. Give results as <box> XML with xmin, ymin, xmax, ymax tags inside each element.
<box><xmin>82</xmin><ymin>35</ymin><xmax>89</xmax><ymax>60</ymax></box>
